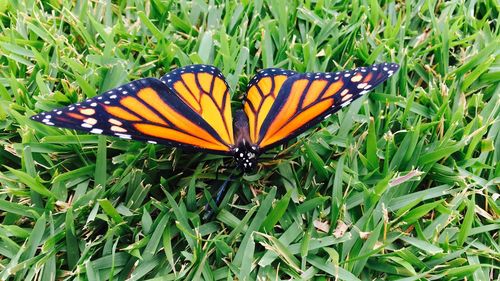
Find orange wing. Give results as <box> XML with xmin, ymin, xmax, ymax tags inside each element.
<box><xmin>160</xmin><ymin>65</ymin><xmax>234</xmax><ymax>146</ymax></box>
<box><xmin>243</xmin><ymin>68</ymin><xmax>297</xmax><ymax>143</ymax></box>
<box><xmin>254</xmin><ymin>63</ymin><xmax>400</xmax><ymax>150</ymax></box>
<box><xmin>31</xmin><ymin>76</ymin><xmax>234</xmax><ymax>154</ymax></box>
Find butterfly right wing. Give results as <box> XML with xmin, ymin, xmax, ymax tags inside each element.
<box><xmin>255</xmin><ymin>63</ymin><xmax>400</xmax><ymax>150</ymax></box>
<box><xmin>243</xmin><ymin>68</ymin><xmax>297</xmax><ymax>144</ymax></box>
<box><xmin>31</xmin><ymin>78</ymin><xmax>233</xmax><ymax>154</ymax></box>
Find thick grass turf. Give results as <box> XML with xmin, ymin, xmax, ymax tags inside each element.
<box><xmin>0</xmin><ymin>0</ymin><xmax>499</xmax><ymax>280</ymax></box>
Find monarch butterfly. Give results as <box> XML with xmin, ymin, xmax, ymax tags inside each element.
<box><xmin>31</xmin><ymin>63</ymin><xmax>399</xmax><ymax>172</ymax></box>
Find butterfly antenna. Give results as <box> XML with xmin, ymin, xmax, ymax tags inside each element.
<box><xmin>202</xmin><ymin>168</ymin><xmax>240</xmax><ymax>221</ymax></box>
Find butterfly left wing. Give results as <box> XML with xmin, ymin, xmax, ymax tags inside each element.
<box><xmin>31</xmin><ymin>78</ymin><xmax>233</xmax><ymax>154</ymax></box>
<box><xmin>160</xmin><ymin>65</ymin><xmax>235</xmax><ymax>147</ymax></box>
<box><xmin>256</xmin><ymin>63</ymin><xmax>400</xmax><ymax>150</ymax></box>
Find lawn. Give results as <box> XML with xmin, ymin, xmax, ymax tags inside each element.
<box><xmin>0</xmin><ymin>0</ymin><xmax>499</xmax><ymax>280</ymax></box>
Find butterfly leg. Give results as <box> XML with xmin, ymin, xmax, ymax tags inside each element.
<box><xmin>202</xmin><ymin>175</ymin><xmax>233</xmax><ymax>221</ymax></box>
<box><xmin>202</xmin><ymin>166</ymin><xmax>242</xmax><ymax>221</ymax></box>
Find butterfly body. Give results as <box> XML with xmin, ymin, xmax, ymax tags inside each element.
<box><xmin>232</xmin><ymin>109</ymin><xmax>259</xmax><ymax>171</ymax></box>
<box><xmin>31</xmin><ymin>63</ymin><xmax>399</xmax><ymax>172</ymax></box>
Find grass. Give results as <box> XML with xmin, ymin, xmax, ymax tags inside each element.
<box><xmin>0</xmin><ymin>0</ymin><xmax>499</xmax><ymax>280</ymax></box>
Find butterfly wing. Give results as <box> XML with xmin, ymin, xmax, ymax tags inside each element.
<box><xmin>243</xmin><ymin>68</ymin><xmax>297</xmax><ymax>144</ymax></box>
<box><xmin>31</xmin><ymin>77</ymin><xmax>233</xmax><ymax>154</ymax></box>
<box><xmin>160</xmin><ymin>65</ymin><xmax>235</xmax><ymax>147</ymax></box>
<box><xmin>254</xmin><ymin>63</ymin><xmax>400</xmax><ymax>150</ymax></box>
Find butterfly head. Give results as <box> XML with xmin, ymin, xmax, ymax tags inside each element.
<box><xmin>232</xmin><ymin>143</ymin><xmax>259</xmax><ymax>172</ymax></box>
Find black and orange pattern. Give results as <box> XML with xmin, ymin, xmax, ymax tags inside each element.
<box><xmin>160</xmin><ymin>65</ymin><xmax>234</xmax><ymax>146</ymax></box>
<box><xmin>255</xmin><ymin>63</ymin><xmax>400</xmax><ymax>149</ymax></box>
<box><xmin>243</xmin><ymin>68</ymin><xmax>297</xmax><ymax>144</ymax></box>
<box><xmin>31</xmin><ymin>77</ymin><xmax>233</xmax><ymax>154</ymax></box>
<box><xmin>31</xmin><ymin>63</ymin><xmax>399</xmax><ymax>171</ymax></box>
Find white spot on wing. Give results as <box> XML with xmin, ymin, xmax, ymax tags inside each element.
<box><xmin>111</xmin><ymin>126</ymin><xmax>127</xmax><ymax>132</ymax></box>
<box><xmin>357</xmin><ymin>83</ymin><xmax>368</xmax><ymax>89</ymax></box>
<box><xmin>42</xmin><ymin>119</ymin><xmax>55</xmax><ymax>125</ymax></box>
<box><xmin>80</xmin><ymin>108</ymin><xmax>95</xmax><ymax>115</ymax></box>
<box><xmin>351</xmin><ymin>75</ymin><xmax>362</xmax><ymax>82</ymax></box>
<box><xmin>341</xmin><ymin>100</ymin><xmax>352</xmax><ymax>107</ymax></box>
<box><xmin>342</xmin><ymin>93</ymin><xmax>353</xmax><ymax>101</ymax></box>
<box><xmin>115</xmin><ymin>133</ymin><xmax>131</xmax><ymax>139</ymax></box>
<box><xmin>81</xmin><ymin>123</ymin><xmax>93</xmax><ymax>128</ymax></box>
<box><xmin>108</xmin><ymin>118</ymin><xmax>122</xmax><ymax>126</ymax></box>
<box><xmin>84</xmin><ymin>118</ymin><xmax>97</xmax><ymax>125</ymax></box>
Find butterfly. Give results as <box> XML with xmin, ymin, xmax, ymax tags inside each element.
<box><xmin>31</xmin><ymin>63</ymin><xmax>399</xmax><ymax>172</ymax></box>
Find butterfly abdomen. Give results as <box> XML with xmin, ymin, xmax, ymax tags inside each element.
<box><xmin>232</xmin><ymin>109</ymin><xmax>259</xmax><ymax>171</ymax></box>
